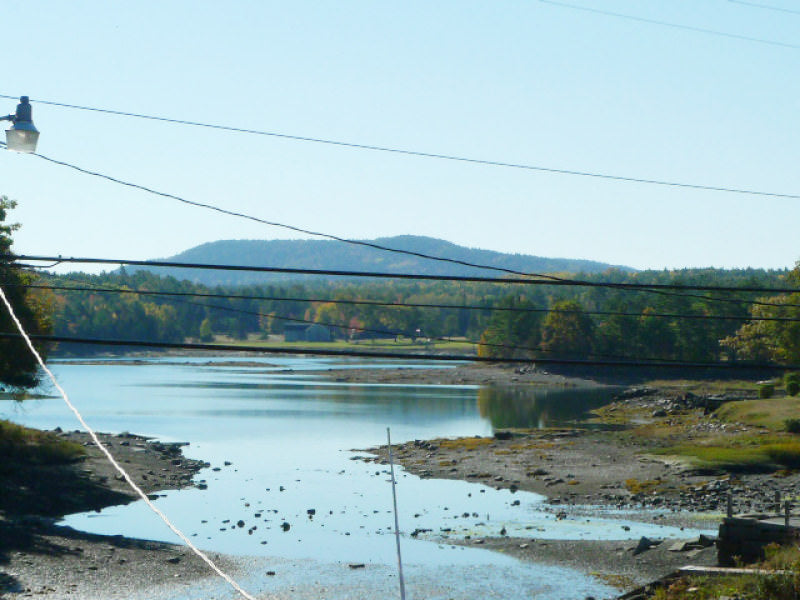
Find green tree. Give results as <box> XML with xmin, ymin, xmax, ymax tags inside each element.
<box><xmin>0</xmin><ymin>196</ymin><xmax>53</xmax><ymax>387</ymax></box>
<box><xmin>721</xmin><ymin>293</ymin><xmax>800</xmax><ymax>363</ymax></box>
<box><xmin>540</xmin><ymin>300</ymin><xmax>594</xmax><ymax>358</ymax></box>
<box><xmin>478</xmin><ymin>295</ymin><xmax>542</xmax><ymax>359</ymax></box>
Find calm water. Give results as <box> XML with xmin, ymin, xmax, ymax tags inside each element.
<box><xmin>2</xmin><ymin>357</ymin><xmax>711</xmax><ymax>599</ymax></box>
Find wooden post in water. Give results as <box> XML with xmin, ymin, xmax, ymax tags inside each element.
<box><xmin>387</xmin><ymin>428</ymin><xmax>407</xmax><ymax>600</ymax></box>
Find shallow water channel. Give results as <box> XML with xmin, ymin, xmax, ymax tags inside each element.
<box><xmin>3</xmin><ymin>357</ymin><xmax>713</xmax><ymax>599</ymax></box>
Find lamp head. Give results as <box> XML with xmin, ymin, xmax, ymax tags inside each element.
<box><xmin>5</xmin><ymin>96</ymin><xmax>39</xmax><ymax>153</ymax></box>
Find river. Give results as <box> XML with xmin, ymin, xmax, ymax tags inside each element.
<box><xmin>2</xmin><ymin>356</ymin><xmax>711</xmax><ymax>599</ymax></box>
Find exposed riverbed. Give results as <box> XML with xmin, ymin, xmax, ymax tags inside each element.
<box><xmin>1</xmin><ymin>357</ymin><xmax>718</xmax><ymax>599</ymax></box>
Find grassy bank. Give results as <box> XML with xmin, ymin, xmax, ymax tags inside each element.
<box><xmin>592</xmin><ymin>380</ymin><xmax>800</xmax><ymax>474</ymax></box>
<box><xmin>0</xmin><ymin>420</ymin><xmax>84</xmax><ymax>471</ymax></box>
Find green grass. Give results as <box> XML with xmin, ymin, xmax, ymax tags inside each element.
<box><xmin>654</xmin><ymin>438</ymin><xmax>800</xmax><ymax>472</ymax></box>
<box><xmin>717</xmin><ymin>398</ymin><xmax>800</xmax><ymax>432</ymax></box>
<box><xmin>217</xmin><ymin>337</ymin><xmax>477</xmax><ymax>354</ymax></box>
<box><xmin>644</xmin><ymin>379</ymin><xmax>763</xmax><ymax>394</ymax></box>
<box><xmin>0</xmin><ymin>420</ymin><xmax>85</xmax><ymax>468</ymax></box>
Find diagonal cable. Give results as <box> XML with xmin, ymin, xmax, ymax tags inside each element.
<box><xmin>0</xmin><ymin>286</ymin><xmax>260</xmax><ymax>600</ymax></box>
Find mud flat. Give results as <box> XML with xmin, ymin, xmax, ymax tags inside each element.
<box><xmin>312</xmin><ymin>363</ymin><xmax>604</xmax><ymax>387</ymax></box>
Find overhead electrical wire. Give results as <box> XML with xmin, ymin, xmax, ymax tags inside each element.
<box><xmin>18</xmin><ymin>279</ymin><xmax>704</xmax><ymax>364</ymax></box>
<box><xmin>16</xmin><ymin>281</ymin><xmax>800</xmax><ymax>323</ymax></box>
<box><xmin>539</xmin><ymin>0</ymin><xmax>800</xmax><ymax>50</ymax></box>
<box><xmin>16</xmin><ymin>139</ymin><xmax>800</xmax><ymax>312</ymax></box>
<box><xmin>22</xmin><ymin>278</ymin><xmax>800</xmax><ymax>363</ymax></box>
<box><xmin>7</xmin><ymin>332</ymin><xmax>798</xmax><ymax>372</ymax></box>
<box><xmin>13</xmin><ymin>253</ymin><xmax>800</xmax><ymax>296</ymax></box>
<box><xmin>0</xmin><ymin>95</ymin><xmax>795</xmax><ymax>203</ymax></box>
<box><xmin>30</xmin><ymin>152</ymin><xmax>567</xmax><ymax>283</ymax></box>
<box><xmin>0</xmin><ymin>287</ymin><xmax>259</xmax><ymax>600</ymax></box>
<box><xmin>728</xmin><ymin>0</ymin><xmax>800</xmax><ymax>16</ymax></box>
<box><xmin>20</xmin><ymin>150</ymin><xmax>800</xmax><ymax>311</ymax></box>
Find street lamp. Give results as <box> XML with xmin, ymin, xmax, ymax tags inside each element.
<box><xmin>2</xmin><ymin>96</ymin><xmax>39</xmax><ymax>153</ymax></box>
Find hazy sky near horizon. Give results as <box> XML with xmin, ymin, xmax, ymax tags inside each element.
<box><xmin>1</xmin><ymin>1</ymin><xmax>798</xmax><ymax>273</ymax></box>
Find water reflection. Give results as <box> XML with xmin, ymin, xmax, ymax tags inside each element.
<box><xmin>478</xmin><ymin>386</ymin><xmax>619</xmax><ymax>429</ymax></box>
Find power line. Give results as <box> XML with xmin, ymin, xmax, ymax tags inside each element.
<box><xmin>17</xmin><ymin>278</ymin><xmax>789</xmax><ymax>365</ymax></box>
<box><xmin>14</xmin><ymin>254</ymin><xmax>800</xmax><ymax>296</ymax></box>
<box><xmin>728</xmin><ymin>0</ymin><xmax>800</xmax><ymax>16</ymax></box>
<box><xmin>30</xmin><ymin>152</ymin><xmax>565</xmax><ymax>283</ymax></box>
<box><xmin>21</xmin><ymin>151</ymin><xmax>800</xmax><ymax>310</ymax></box>
<box><xmin>10</xmin><ymin>331</ymin><xmax>798</xmax><ymax>371</ymax></box>
<box><xmin>22</xmin><ymin>280</ymin><xmax>686</xmax><ymax>363</ymax></box>
<box><xmin>540</xmin><ymin>0</ymin><xmax>800</xmax><ymax>50</ymax></box>
<box><xmin>0</xmin><ymin>287</ymin><xmax>259</xmax><ymax>600</ymax></box>
<box><xmin>18</xmin><ymin>274</ymin><xmax>800</xmax><ymax>363</ymax></box>
<box><xmin>20</xmin><ymin>281</ymin><xmax>800</xmax><ymax>323</ymax></box>
<box><xmin>0</xmin><ymin>95</ymin><xmax>794</xmax><ymax>202</ymax></box>
<box><xmin>22</xmin><ymin>144</ymin><xmax>800</xmax><ymax>310</ymax></box>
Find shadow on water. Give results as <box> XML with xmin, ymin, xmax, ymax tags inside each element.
<box><xmin>478</xmin><ymin>386</ymin><xmax>623</xmax><ymax>430</ymax></box>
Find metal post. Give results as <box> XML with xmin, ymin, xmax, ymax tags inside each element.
<box><xmin>785</xmin><ymin>501</ymin><xmax>791</xmax><ymax>528</ymax></box>
<box><xmin>726</xmin><ymin>492</ymin><xmax>733</xmax><ymax>518</ymax></box>
<box><xmin>387</xmin><ymin>428</ymin><xmax>407</xmax><ymax>600</ymax></box>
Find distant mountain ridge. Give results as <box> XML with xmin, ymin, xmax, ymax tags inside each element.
<box><xmin>134</xmin><ymin>235</ymin><xmax>633</xmax><ymax>287</ymax></box>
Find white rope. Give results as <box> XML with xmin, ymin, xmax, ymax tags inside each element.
<box><xmin>0</xmin><ymin>286</ymin><xmax>259</xmax><ymax>600</ymax></box>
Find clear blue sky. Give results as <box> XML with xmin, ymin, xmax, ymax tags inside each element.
<box><xmin>1</xmin><ymin>1</ymin><xmax>798</xmax><ymax>272</ymax></box>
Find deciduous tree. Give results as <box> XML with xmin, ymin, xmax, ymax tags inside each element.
<box><xmin>0</xmin><ymin>196</ymin><xmax>52</xmax><ymax>387</ymax></box>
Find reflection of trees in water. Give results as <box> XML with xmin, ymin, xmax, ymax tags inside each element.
<box><xmin>477</xmin><ymin>386</ymin><xmax>616</xmax><ymax>429</ymax></box>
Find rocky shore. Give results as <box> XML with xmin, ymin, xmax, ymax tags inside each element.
<box><xmin>363</xmin><ymin>384</ymin><xmax>798</xmax><ymax>514</ymax></box>
<box><xmin>0</xmin><ymin>430</ymin><xmax>222</xmax><ymax>599</ymax></box>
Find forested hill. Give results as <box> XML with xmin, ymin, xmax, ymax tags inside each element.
<box><xmin>132</xmin><ymin>236</ymin><xmax>632</xmax><ymax>287</ymax></box>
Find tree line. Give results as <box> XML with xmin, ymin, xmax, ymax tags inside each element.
<box><xmin>2</xmin><ymin>191</ymin><xmax>798</xmax><ymax>388</ymax></box>
<box><xmin>32</xmin><ymin>263</ymin><xmax>798</xmax><ymax>368</ymax></box>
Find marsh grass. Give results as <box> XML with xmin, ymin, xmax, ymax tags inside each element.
<box><xmin>438</xmin><ymin>437</ymin><xmax>495</xmax><ymax>451</ymax></box>
<box><xmin>655</xmin><ymin>438</ymin><xmax>800</xmax><ymax>472</ymax></box>
<box><xmin>624</xmin><ymin>478</ymin><xmax>663</xmax><ymax>494</ymax></box>
<box><xmin>0</xmin><ymin>420</ymin><xmax>84</xmax><ymax>470</ymax></box>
